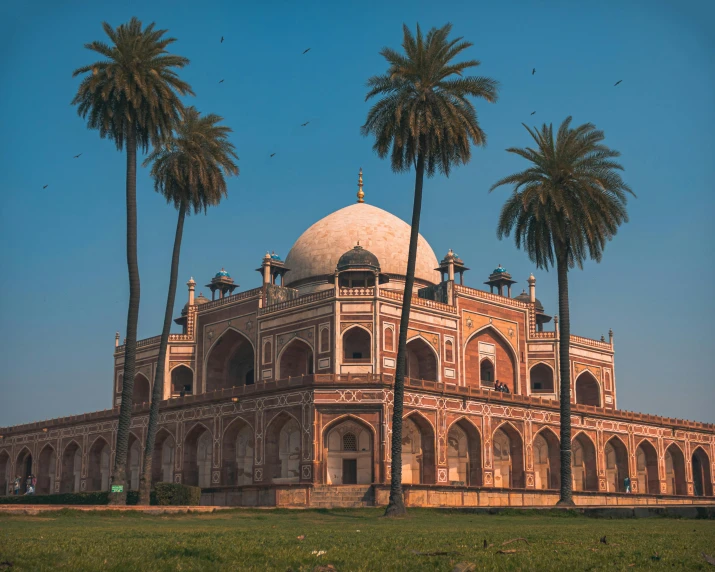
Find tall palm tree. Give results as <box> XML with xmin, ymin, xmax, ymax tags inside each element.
<box><xmin>362</xmin><ymin>23</ymin><xmax>498</xmax><ymax>516</ymax></box>
<box><xmin>490</xmin><ymin>117</ymin><xmax>634</xmax><ymax>505</ymax></box>
<box><xmin>138</xmin><ymin>108</ymin><xmax>238</xmax><ymax>504</ymax></box>
<box><xmin>72</xmin><ymin>17</ymin><xmax>193</xmax><ymax>503</ymax></box>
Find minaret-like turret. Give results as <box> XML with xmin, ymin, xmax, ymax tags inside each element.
<box><xmin>206</xmin><ymin>268</ymin><xmax>238</xmax><ymax>300</ymax></box>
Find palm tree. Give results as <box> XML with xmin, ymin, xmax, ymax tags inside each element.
<box><xmin>72</xmin><ymin>17</ymin><xmax>193</xmax><ymax>503</ymax></box>
<box><xmin>490</xmin><ymin>117</ymin><xmax>634</xmax><ymax>505</ymax></box>
<box><xmin>138</xmin><ymin>108</ymin><xmax>239</xmax><ymax>504</ymax></box>
<box><xmin>362</xmin><ymin>23</ymin><xmax>498</xmax><ymax>516</ymax></box>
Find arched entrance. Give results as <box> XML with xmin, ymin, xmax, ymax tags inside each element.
<box><xmin>492</xmin><ymin>423</ymin><xmax>525</xmax><ymax>488</ymax></box>
<box><xmin>464</xmin><ymin>327</ymin><xmax>517</xmax><ymax>392</ymax></box>
<box><xmin>402</xmin><ymin>414</ymin><xmax>436</xmax><ymax>484</ymax></box>
<box><xmin>278</xmin><ymin>339</ymin><xmax>313</xmax><ymax>379</ymax></box>
<box><xmin>575</xmin><ymin>372</ymin><xmax>600</xmax><ymax>407</ymax></box>
<box><xmin>60</xmin><ymin>442</ymin><xmax>81</xmax><ymax>493</ymax></box>
<box><xmin>151</xmin><ymin>429</ymin><xmax>176</xmax><ymax>484</ymax></box>
<box><xmin>16</xmin><ymin>448</ymin><xmax>33</xmax><ymax>494</ymax></box>
<box><xmin>533</xmin><ymin>428</ymin><xmax>560</xmax><ymax>490</ymax></box>
<box><xmin>572</xmin><ymin>433</ymin><xmax>598</xmax><ymax>491</ymax></box>
<box><xmin>635</xmin><ymin>440</ymin><xmax>659</xmax><ymax>495</ymax></box>
<box><xmin>37</xmin><ymin>445</ymin><xmax>56</xmax><ymax>494</ymax></box>
<box><xmin>87</xmin><ymin>437</ymin><xmax>111</xmax><ymax>491</ymax></box>
<box><xmin>447</xmin><ymin>419</ymin><xmax>481</xmax><ymax>486</ymax></box>
<box><xmin>265</xmin><ymin>413</ymin><xmax>302</xmax><ymax>483</ymax></box>
<box><xmin>170</xmin><ymin>366</ymin><xmax>194</xmax><ymax>397</ymax></box>
<box><xmin>605</xmin><ymin>436</ymin><xmax>629</xmax><ymax>492</ymax></box>
<box><xmin>126</xmin><ymin>435</ymin><xmax>142</xmax><ymax>491</ymax></box>
<box><xmin>183</xmin><ymin>424</ymin><xmax>213</xmax><ymax>488</ymax></box>
<box><xmin>132</xmin><ymin>373</ymin><xmax>151</xmax><ymax>405</ymax></box>
<box><xmin>692</xmin><ymin>447</ymin><xmax>713</xmax><ymax>497</ymax></box>
<box><xmin>205</xmin><ymin>329</ymin><xmax>256</xmax><ymax>391</ymax></box>
<box><xmin>222</xmin><ymin>418</ymin><xmax>254</xmax><ymax>486</ymax></box>
<box><xmin>530</xmin><ymin>364</ymin><xmax>554</xmax><ymax>393</ymax></box>
<box><xmin>325</xmin><ymin>418</ymin><xmax>373</xmax><ymax>485</ymax></box>
<box><xmin>0</xmin><ymin>451</ymin><xmax>10</xmax><ymax>495</ymax></box>
<box><xmin>405</xmin><ymin>338</ymin><xmax>438</xmax><ymax>382</ymax></box>
<box><xmin>665</xmin><ymin>444</ymin><xmax>687</xmax><ymax>495</ymax></box>
<box><xmin>342</xmin><ymin>327</ymin><xmax>371</xmax><ymax>362</ymax></box>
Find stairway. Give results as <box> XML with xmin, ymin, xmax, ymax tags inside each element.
<box><xmin>310</xmin><ymin>485</ymin><xmax>375</xmax><ymax>508</ymax></box>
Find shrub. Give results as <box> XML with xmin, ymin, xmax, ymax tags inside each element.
<box><xmin>154</xmin><ymin>483</ymin><xmax>201</xmax><ymax>506</ymax></box>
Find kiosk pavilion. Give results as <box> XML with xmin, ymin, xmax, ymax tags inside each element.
<box><xmin>2</xmin><ymin>173</ymin><xmax>713</xmax><ymax>507</ymax></box>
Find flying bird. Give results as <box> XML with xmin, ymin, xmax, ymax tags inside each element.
<box><xmin>220</xmin><ymin>36</ymin><xmax>224</xmax><ymax>43</ymax></box>
<box><xmin>270</xmin><ymin>153</ymin><xmax>276</xmax><ymax>157</ymax></box>
<box><xmin>614</xmin><ymin>80</ymin><xmax>622</xmax><ymax>86</ymax></box>
<box><xmin>43</xmin><ymin>185</ymin><xmax>48</xmax><ymax>189</ymax></box>
<box><xmin>532</xmin><ymin>68</ymin><xmax>536</xmax><ymax>75</ymax></box>
<box><xmin>218</xmin><ymin>79</ymin><xmax>224</xmax><ymax>84</ymax></box>
<box><xmin>73</xmin><ymin>153</ymin><xmax>82</xmax><ymax>158</ymax></box>
<box><xmin>301</xmin><ymin>121</ymin><xmax>310</xmax><ymax>127</ymax></box>
<box><xmin>530</xmin><ymin>111</ymin><xmax>536</xmax><ymax>115</ymax></box>
<box><xmin>302</xmin><ymin>48</ymin><xmax>311</xmax><ymax>54</ymax></box>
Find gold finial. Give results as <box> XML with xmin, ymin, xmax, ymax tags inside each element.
<box><xmin>357</xmin><ymin>168</ymin><xmax>364</xmax><ymax>203</ymax></box>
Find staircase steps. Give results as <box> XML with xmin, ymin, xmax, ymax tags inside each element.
<box><xmin>309</xmin><ymin>485</ymin><xmax>374</xmax><ymax>508</ymax></box>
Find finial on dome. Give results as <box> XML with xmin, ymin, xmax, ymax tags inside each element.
<box><xmin>357</xmin><ymin>168</ymin><xmax>364</xmax><ymax>203</ymax></box>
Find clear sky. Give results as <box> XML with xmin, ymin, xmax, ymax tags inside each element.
<box><xmin>0</xmin><ymin>0</ymin><xmax>713</xmax><ymax>426</ymax></box>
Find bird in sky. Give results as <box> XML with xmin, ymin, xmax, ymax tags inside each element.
<box><xmin>614</xmin><ymin>80</ymin><xmax>622</xmax><ymax>86</ymax></box>
<box><xmin>270</xmin><ymin>153</ymin><xmax>276</xmax><ymax>157</ymax></box>
<box><xmin>73</xmin><ymin>153</ymin><xmax>82</xmax><ymax>159</ymax></box>
<box><xmin>301</xmin><ymin>121</ymin><xmax>310</xmax><ymax>127</ymax></box>
<box><xmin>43</xmin><ymin>184</ymin><xmax>48</xmax><ymax>189</ymax></box>
<box><xmin>302</xmin><ymin>48</ymin><xmax>311</xmax><ymax>54</ymax></box>
<box><xmin>220</xmin><ymin>36</ymin><xmax>224</xmax><ymax>43</ymax></box>
<box><xmin>532</xmin><ymin>68</ymin><xmax>536</xmax><ymax>75</ymax></box>
<box><xmin>219</xmin><ymin>79</ymin><xmax>224</xmax><ymax>84</ymax></box>
<box><xmin>530</xmin><ymin>111</ymin><xmax>536</xmax><ymax>115</ymax></box>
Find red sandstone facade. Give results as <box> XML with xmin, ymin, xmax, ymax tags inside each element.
<box><xmin>2</xmin><ymin>194</ymin><xmax>713</xmax><ymax>507</ymax></box>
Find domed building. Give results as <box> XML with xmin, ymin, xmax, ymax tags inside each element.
<box><xmin>1</xmin><ymin>172</ymin><xmax>713</xmax><ymax>505</ymax></box>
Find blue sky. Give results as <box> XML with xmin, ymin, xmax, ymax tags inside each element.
<box><xmin>0</xmin><ymin>0</ymin><xmax>713</xmax><ymax>426</ymax></box>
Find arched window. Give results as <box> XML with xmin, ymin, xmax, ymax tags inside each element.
<box><xmin>343</xmin><ymin>327</ymin><xmax>371</xmax><ymax>361</ymax></box>
<box><xmin>171</xmin><ymin>366</ymin><xmax>193</xmax><ymax>397</ymax></box>
<box><xmin>530</xmin><ymin>364</ymin><xmax>554</xmax><ymax>393</ymax></box>
<box><xmin>384</xmin><ymin>326</ymin><xmax>394</xmax><ymax>352</ymax></box>
<box><xmin>445</xmin><ymin>340</ymin><xmax>454</xmax><ymax>362</ymax></box>
<box><xmin>263</xmin><ymin>339</ymin><xmax>272</xmax><ymax>364</ymax></box>
<box><xmin>575</xmin><ymin>372</ymin><xmax>601</xmax><ymax>406</ymax></box>
<box><xmin>342</xmin><ymin>433</ymin><xmax>357</xmax><ymax>451</ymax></box>
<box><xmin>320</xmin><ymin>327</ymin><xmax>330</xmax><ymax>353</ymax></box>
<box><xmin>480</xmin><ymin>359</ymin><xmax>494</xmax><ymax>385</ymax></box>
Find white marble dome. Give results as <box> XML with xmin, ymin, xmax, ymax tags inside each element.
<box><xmin>284</xmin><ymin>203</ymin><xmax>440</xmax><ymax>287</ymax></box>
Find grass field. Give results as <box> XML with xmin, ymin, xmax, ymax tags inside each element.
<box><xmin>0</xmin><ymin>508</ymin><xmax>714</xmax><ymax>571</ymax></box>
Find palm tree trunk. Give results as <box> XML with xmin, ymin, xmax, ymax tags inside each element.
<box><xmin>385</xmin><ymin>150</ymin><xmax>425</xmax><ymax>517</ymax></box>
<box><xmin>110</xmin><ymin>126</ymin><xmax>140</xmax><ymax>505</ymax></box>
<box><xmin>556</xmin><ymin>252</ymin><xmax>574</xmax><ymax>506</ymax></box>
<box><xmin>138</xmin><ymin>201</ymin><xmax>187</xmax><ymax>505</ymax></box>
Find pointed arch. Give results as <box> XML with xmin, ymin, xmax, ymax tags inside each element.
<box><xmin>692</xmin><ymin>446</ymin><xmax>713</xmax><ymax>497</ymax></box>
<box><xmin>604</xmin><ymin>435</ymin><xmax>629</xmax><ymax>492</ymax></box>
<box><xmin>151</xmin><ymin>428</ymin><xmax>176</xmax><ymax>484</ymax></box>
<box><xmin>15</xmin><ymin>447</ymin><xmax>33</xmax><ymax>494</ymax></box>
<box><xmin>447</xmin><ymin>416</ymin><xmax>482</xmax><ymax>486</ymax></box>
<box><xmin>276</xmin><ymin>338</ymin><xmax>314</xmax><ymax>380</ymax></box>
<box><xmin>205</xmin><ymin>327</ymin><xmax>256</xmax><ymax>392</ymax></box>
<box><xmin>222</xmin><ymin>415</ymin><xmax>255</xmax><ymax>486</ymax></box>
<box><xmin>36</xmin><ymin>444</ymin><xmax>56</xmax><ymax>495</ymax></box>
<box><xmin>0</xmin><ymin>450</ymin><xmax>10</xmax><ymax>496</ymax></box>
<box><xmin>575</xmin><ymin>371</ymin><xmax>601</xmax><ymax>407</ymax></box>
<box><xmin>170</xmin><ymin>364</ymin><xmax>194</xmax><ymax>397</ymax></box>
<box><xmin>265</xmin><ymin>411</ymin><xmax>302</xmax><ymax>483</ymax></box>
<box><xmin>342</xmin><ymin>324</ymin><xmax>372</xmax><ymax>362</ymax></box>
<box><xmin>324</xmin><ymin>415</ymin><xmax>375</xmax><ymax>485</ymax></box>
<box><xmin>533</xmin><ymin>426</ymin><xmax>560</xmax><ymax>489</ymax></box>
<box><xmin>572</xmin><ymin>431</ymin><xmax>598</xmax><ymax>491</ymax></box>
<box><xmin>87</xmin><ymin>437</ymin><xmax>111</xmax><ymax>491</ymax></box>
<box><xmin>183</xmin><ymin>422</ymin><xmax>213</xmax><ymax>487</ymax></box>
<box><xmin>132</xmin><ymin>373</ymin><xmax>151</xmax><ymax>405</ymax></box>
<box><xmin>405</xmin><ymin>336</ymin><xmax>439</xmax><ymax>382</ymax></box>
<box><xmin>492</xmin><ymin>421</ymin><xmax>525</xmax><ymax>488</ymax></box>
<box><xmin>401</xmin><ymin>411</ymin><xmax>436</xmax><ymax>484</ymax></box>
<box><xmin>635</xmin><ymin>438</ymin><xmax>659</xmax><ymax>495</ymax></box>
<box><xmin>530</xmin><ymin>362</ymin><xmax>555</xmax><ymax>393</ymax></box>
<box><xmin>60</xmin><ymin>440</ymin><xmax>82</xmax><ymax>493</ymax></box>
<box><xmin>464</xmin><ymin>325</ymin><xmax>518</xmax><ymax>393</ymax></box>
<box><xmin>665</xmin><ymin>442</ymin><xmax>687</xmax><ymax>495</ymax></box>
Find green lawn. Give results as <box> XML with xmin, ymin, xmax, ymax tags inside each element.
<box><xmin>0</xmin><ymin>508</ymin><xmax>713</xmax><ymax>571</ymax></box>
